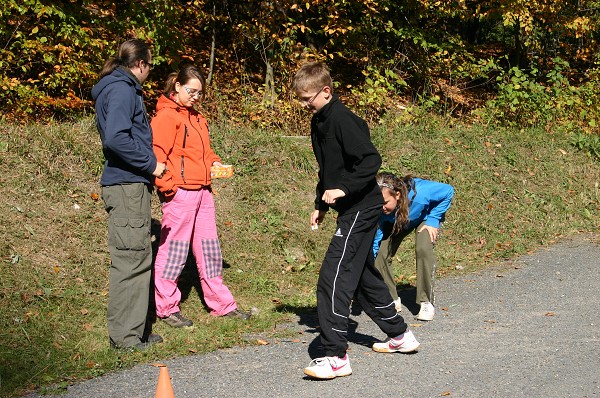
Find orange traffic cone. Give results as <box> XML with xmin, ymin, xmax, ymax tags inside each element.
<box><xmin>153</xmin><ymin>363</ymin><xmax>175</xmax><ymax>398</ymax></box>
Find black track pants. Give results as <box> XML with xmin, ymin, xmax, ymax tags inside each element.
<box><xmin>316</xmin><ymin>205</ymin><xmax>408</xmax><ymax>357</ymax></box>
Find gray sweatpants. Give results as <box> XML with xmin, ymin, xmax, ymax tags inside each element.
<box><xmin>374</xmin><ymin>221</ymin><xmax>437</xmax><ymax>304</ymax></box>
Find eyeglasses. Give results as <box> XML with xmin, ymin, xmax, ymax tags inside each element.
<box><xmin>183</xmin><ymin>86</ymin><xmax>203</xmax><ymax>98</ymax></box>
<box><xmin>143</xmin><ymin>60</ymin><xmax>154</xmax><ymax>70</ymax></box>
<box><xmin>299</xmin><ymin>87</ymin><xmax>325</xmax><ymax>105</ymax></box>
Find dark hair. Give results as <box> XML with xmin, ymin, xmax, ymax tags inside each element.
<box><xmin>376</xmin><ymin>172</ymin><xmax>416</xmax><ymax>235</ymax></box>
<box><xmin>292</xmin><ymin>61</ymin><xmax>333</xmax><ymax>93</ymax></box>
<box><xmin>98</xmin><ymin>39</ymin><xmax>151</xmax><ymax>79</ymax></box>
<box><xmin>163</xmin><ymin>64</ymin><xmax>206</xmax><ymax>96</ymax></box>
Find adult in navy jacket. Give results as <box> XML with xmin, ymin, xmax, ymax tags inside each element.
<box><xmin>91</xmin><ymin>39</ymin><xmax>165</xmax><ymax>350</ymax></box>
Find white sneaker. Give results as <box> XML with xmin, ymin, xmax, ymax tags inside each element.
<box><xmin>372</xmin><ymin>329</ymin><xmax>420</xmax><ymax>353</ymax></box>
<box><xmin>303</xmin><ymin>355</ymin><xmax>352</xmax><ymax>379</ymax></box>
<box><xmin>417</xmin><ymin>301</ymin><xmax>435</xmax><ymax>321</ymax></box>
<box><xmin>393</xmin><ymin>297</ymin><xmax>402</xmax><ymax>312</ymax></box>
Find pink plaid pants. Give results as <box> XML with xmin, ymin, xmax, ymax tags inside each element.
<box><xmin>154</xmin><ymin>188</ymin><xmax>237</xmax><ymax>317</ymax></box>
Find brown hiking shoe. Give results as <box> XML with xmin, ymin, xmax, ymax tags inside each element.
<box><xmin>224</xmin><ymin>309</ymin><xmax>251</xmax><ymax>320</ymax></box>
<box><xmin>161</xmin><ymin>312</ymin><xmax>193</xmax><ymax>328</ymax></box>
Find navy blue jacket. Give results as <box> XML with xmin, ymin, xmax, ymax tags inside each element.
<box><xmin>311</xmin><ymin>94</ymin><xmax>383</xmax><ymax>215</ymax></box>
<box><xmin>91</xmin><ymin>66</ymin><xmax>157</xmax><ymax>186</ymax></box>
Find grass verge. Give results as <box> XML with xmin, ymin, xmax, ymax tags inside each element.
<box><xmin>0</xmin><ymin>113</ymin><xmax>598</xmax><ymax>397</ymax></box>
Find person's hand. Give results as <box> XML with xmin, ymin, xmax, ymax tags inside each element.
<box><xmin>153</xmin><ymin>163</ymin><xmax>167</xmax><ymax>178</ymax></box>
<box><xmin>322</xmin><ymin>189</ymin><xmax>345</xmax><ymax>204</ymax></box>
<box><xmin>212</xmin><ymin>161</ymin><xmax>223</xmax><ymax>167</ymax></box>
<box><xmin>418</xmin><ymin>225</ymin><xmax>439</xmax><ymax>243</ymax></box>
<box><xmin>310</xmin><ymin>209</ymin><xmax>326</xmax><ymax>229</ymax></box>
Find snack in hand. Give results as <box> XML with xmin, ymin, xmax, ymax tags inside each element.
<box><xmin>211</xmin><ymin>164</ymin><xmax>234</xmax><ymax>179</ymax></box>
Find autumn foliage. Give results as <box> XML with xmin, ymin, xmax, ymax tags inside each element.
<box><xmin>2</xmin><ymin>0</ymin><xmax>600</xmax><ymax>133</ymax></box>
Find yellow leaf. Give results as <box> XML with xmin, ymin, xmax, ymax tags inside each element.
<box><xmin>257</xmin><ymin>339</ymin><xmax>269</xmax><ymax>345</ymax></box>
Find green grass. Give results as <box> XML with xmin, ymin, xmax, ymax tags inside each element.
<box><xmin>0</xmin><ymin>113</ymin><xmax>599</xmax><ymax>397</ymax></box>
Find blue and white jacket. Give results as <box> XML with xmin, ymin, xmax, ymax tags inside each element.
<box><xmin>372</xmin><ymin>178</ymin><xmax>454</xmax><ymax>256</ymax></box>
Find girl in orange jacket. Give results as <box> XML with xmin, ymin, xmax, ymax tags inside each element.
<box><xmin>151</xmin><ymin>65</ymin><xmax>250</xmax><ymax>327</ymax></box>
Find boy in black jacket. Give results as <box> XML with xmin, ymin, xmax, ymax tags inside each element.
<box><xmin>293</xmin><ymin>62</ymin><xmax>420</xmax><ymax>379</ymax></box>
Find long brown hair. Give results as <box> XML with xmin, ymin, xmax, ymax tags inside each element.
<box><xmin>98</xmin><ymin>39</ymin><xmax>151</xmax><ymax>79</ymax></box>
<box><xmin>376</xmin><ymin>172</ymin><xmax>416</xmax><ymax>235</ymax></box>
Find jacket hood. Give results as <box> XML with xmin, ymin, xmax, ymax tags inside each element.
<box><xmin>155</xmin><ymin>93</ymin><xmax>199</xmax><ymax>116</ymax></box>
<box><xmin>91</xmin><ymin>67</ymin><xmax>140</xmax><ymax>100</ymax></box>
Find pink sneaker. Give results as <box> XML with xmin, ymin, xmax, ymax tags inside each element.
<box><xmin>303</xmin><ymin>354</ymin><xmax>352</xmax><ymax>379</ymax></box>
<box><xmin>372</xmin><ymin>329</ymin><xmax>420</xmax><ymax>353</ymax></box>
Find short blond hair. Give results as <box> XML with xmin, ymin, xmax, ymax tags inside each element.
<box><xmin>292</xmin><ymin>61</ymin><xmax>333</xmax><ymax>93</ymax></box>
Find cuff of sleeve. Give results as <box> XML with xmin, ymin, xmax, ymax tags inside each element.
<box><xmin>426</xmin><ymin>219</ymin><xmax>440</xmax><ymax>228</ymax></box>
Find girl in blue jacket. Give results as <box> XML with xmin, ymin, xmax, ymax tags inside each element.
<box><xmin>373</xmin><ymin>172</ymin><xmax>454</xmax><ymax>321</ymax></box>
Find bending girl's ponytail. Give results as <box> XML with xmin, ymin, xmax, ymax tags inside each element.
<box><xmin>376</xmin><ymin>172</ymin><xmax>415</xmax><ymax>235</ymax></box>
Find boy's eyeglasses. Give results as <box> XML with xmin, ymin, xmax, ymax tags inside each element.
<box><xmin>300</xmin><ymin>87</ymin><xmax>324</xmax><ymax>105</ymax></box>
<box><xmin>183</xmin><ymin>86</ymin><xmax>203</xmax><ymax>98</ymax></box>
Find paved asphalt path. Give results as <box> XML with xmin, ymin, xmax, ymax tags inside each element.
<box><xmin>24</xmin><ymin>234</ymin><xmax>599</xmax><ymax>398</ymax></box>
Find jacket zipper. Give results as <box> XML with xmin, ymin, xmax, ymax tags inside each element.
<box><xmin>181</xmin><ymin>125</ymin><xmax>188</xmax><ymax>183</ymax></box>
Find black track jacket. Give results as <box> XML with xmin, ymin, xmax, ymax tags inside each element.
<box><xmin>310</xmin><ymin>94</ymin><xmax>384</xmax><ymax>215</ymax></box>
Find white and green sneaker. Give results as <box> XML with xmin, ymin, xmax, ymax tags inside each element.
<box><xmin>417</xmin><ymin>301</ymin><xmax>435</xmax><ymax>321</ymax></box>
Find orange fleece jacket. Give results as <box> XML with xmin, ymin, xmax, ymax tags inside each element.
<box><xmin>151</xmin><ymin>94</ymin><xmax>220</xmax><ymax>198</ymax></box>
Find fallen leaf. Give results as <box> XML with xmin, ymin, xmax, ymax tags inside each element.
<box><xmin>80</xmin><ymin>308</ymin><xmax>89</xmax><ymax>315</ymax></box>
<box><xmin>188</xmin><ymin>348</ymin><xmax>197</xmax><ymax>353</ymax></box>
<box><xmin>484</xmin><ymin>319</ymin><xmax>497</xmax><ymax>323</ymax></box>
<box><xmin>495</xmin><ymin>274</ymin><xmax>504</xmax><ymax>278</ymax></box>
<box><xmin>90</xmin><ymin>192</ymin><xmax>100</xmax><ymax>201</ymax></box>
<box><xmin>441</xmin><ymin>392</ymin><xmax>452</xmax><ymax>396</ymax></box>
<box><xmin>256</xmin><ymin>339</ymin><xmax>269</xmax><ymax>345</ymax></box>
<box><xmin>83</xmin><ymin>323</ymin><xmax>93</xmax><ymax>331</ymax></box>
<box><xmin>409</xmin><ymin>323</ymin><xmax>423</xmax><ymax>328</ymax></box>
<box><xmin>545</xmin><ymin>312</ymin><xmax>555</xmax><ymax>317</ymax></box>
<box><xmin>441</xmin><ymin>307</ymin><xmax>448</xmax><ymax>311</ymax></box>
